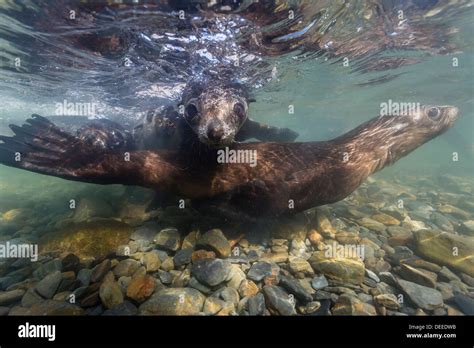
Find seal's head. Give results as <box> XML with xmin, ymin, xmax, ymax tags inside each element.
<box><xmin>383</xmin><ymin>105</ymin><xmax>458</xmax><ymax>162</ymax></box>
<box><xmin>181</xmin><ymin>80</ymin><xmax>249</xmax><ymax>147</ymax></box>
<box><xmin>340</xmin><ymin>104</ymin><xmax>459</xmax><ymax>170</ymax></box>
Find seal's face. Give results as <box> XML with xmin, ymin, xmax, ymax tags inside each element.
<box><xmin>387</xmin><ymin>105</ymin><xmax>459</xmax><ymax>153</ymax></box>
<box><xmin>182</xmin><ymin>86</ymin><xmax>248</xmax><ymax>147</ymax></box>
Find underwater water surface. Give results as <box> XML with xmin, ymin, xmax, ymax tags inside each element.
<box><xmin>0</xmin><ymin>0</ymin><xmax>473</xmax><ymax>317</ymax></box>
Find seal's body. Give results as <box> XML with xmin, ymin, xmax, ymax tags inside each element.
<box><xmin>0</xmin><ymin>105</ymin><xmax>458</xmax><ymax>218</ymax></box>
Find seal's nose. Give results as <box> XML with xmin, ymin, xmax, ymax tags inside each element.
<box><xmin>206</xmin><ymin>125</ymin><xmax>225</xmax><ymax>142</ymax></box>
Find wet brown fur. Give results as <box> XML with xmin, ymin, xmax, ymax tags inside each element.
<box><xmin>0</xmin><ymin>105</ymin><xmax>458</xmax><ymax>218</ymax></box>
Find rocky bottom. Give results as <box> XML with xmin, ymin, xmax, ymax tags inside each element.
<box><xmin>0</xmin><ymin>172</ymin><xmax>473</xmax><ymax>316</ymax></box>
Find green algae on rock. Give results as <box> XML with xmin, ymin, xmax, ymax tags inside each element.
<box><xmin>413</xmin><ymin>229</ymin><xmax>474</xmax><ymax>277</ymax></box>
<box><xmin>138</xmin><ymin>288</ymin><xmax>205</xmax><ymax>315</ymax></box>
<box><xmin>309</xmin><ymin>251</ymin><xmax>365</xmax><ymax>285</ymax></box>
<box><xmin>40</xmin><ymin>219</ymin><xmax>132</xmax><ymax>259</ymax></box>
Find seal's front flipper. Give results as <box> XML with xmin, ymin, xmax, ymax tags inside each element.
<box><xmin>237</xmin><ymin>119</ymin><xmax>299</xmax><ymax>142</ymax></box>
<box><xmin>0</xmin><ymin>114</ymin><xmax>175</xmax><ymax>188</ymax></box>
<box><xmin>0</xmin><ymin>114</ymin><xmax>107</xmax><ymax>181</ymax></box>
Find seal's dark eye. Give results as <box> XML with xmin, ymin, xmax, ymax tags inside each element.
<box><xmin>186</xmin><ymin>103</ymin><xmax>198</xmax><ymax>120</ymax></box>
<box><xmin>233</xmin><ymin>102</ymin><xmax>246</xmax><ymax>120</ymax></box>
<box><xmin>427</xmin><ymin>107</ymin><xmax>440</xmax><ymax>119</ymax></box>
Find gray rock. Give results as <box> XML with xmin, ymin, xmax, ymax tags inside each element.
<box><xmin>279</xmin><ymin>276</ymin><xmax>312</xmax><ymax>303</ymax></box>
<box><xmin>77</xmin><ymin>268</ymin><xmax>92</xmax><ymax>287</ymax></box>
<box><xmin>0</xmin><ymin>267</ymin><xmax>31</xmax><ymax>290</ymax></box>
<box><xmin>453</xmin><ymin>293</ymin><xmax>474</xmax><ymax>315</ymax></box>
<box><xmin>191</xmin><ymin>259</ymin><xmax>231</xmax><ymax>287</ymax></box>
<box><xmin>173</xmin><ymin>248</ymin><xmax>193</xmax><ymax>268</ymax></box>
<box><xmin>460</xmin><ymin>220</ymin><xmax>474</xmax><ymax>236</ymax></box>
<box><xmin>262</xmin><ymin>285</ymin><xmax>296</xmax><ymax>315</ymax></box>
<box><xmin>33</xmin><ymin>259</ymin><xmax>62</xmax><ymax>279</ymax></box>
<box><xmin>21</xmin><ymin>288</ymin><xmax>43</xmax><ymax>307</ymax></box>
<box><xmin>56</xmin><ymin>278</ymin><xmax>80</xmax><ymax>293</ymax></box>
<box><xmin>311</xmin><ymin>275</ymin><xmax>329</xmax><ymax>290</ymax></box>
<box><xmin>85</xmin><ymin>305</ymin><xmax>104</xmax><ymax>316</ymax></box>
<box><xmin>219</xmin><ymin>287</ymin><xmax>240</xmax><ymax>305</ymax></box>
<box><xmin>399</xmin><ymin>264</ymin><xmax>437</xmax><ymax>288</ymax></box>
<box><xmin>247</xmin><ymin>261</ymin><xmax>280</xmax><ymax>282</ymax></box>
<box><xmin>438</xmin><ymin>266</ymin><xmax>460</xmax><ymax>282</ymax></box>
<box><xmin>71</xmin><ymin>286</ymin><xmax>88</xmax><ymax>300</ymax></box>
<box><xmin>157</xmin><ymin>270</ymin><xmax>172</xmax><ymax>285</ymax></box>
<box><xmin>405</xmin><ymin>201</ymin><xmax>434</xmax><ymax>213</ymax></box>
<box><xmin>131</xmin><ymin>224</ymin><xmax>158</xmax><ymax>242</ymax></box>
<box><xmin>103</xmin><ymin>301</ymin><xmax>138</xmax><ymax>315</ymax></box>
<box><xmin>358</xmin><ymin>217</ymin><xmax>386</xmax><ymax>233</ymax></box>
<box><xmin>431</xmin><ymin>212</ymin><xmax>453</xmax><ymax>231</ymax></box>
<box><xmin>248</xmin><ymin>293</ymin><xmax>266</xmax><ymax>316</ymax></box>
<box><xmin>313</xmin><ymin>290</ymin><xmax>332</xmax><ymax>301</ymax></box>
<box><xmin>10</xmin><ymin>258</ymin><xmax>32</xmax><ymax>269</ymax></box>
<box><xmin>0</xmin><ymin>289</ymin><xmax>25</xmax><ymax>305</ymax></box>
<box><xmin>397</xmin><ymin>278</ymin><xmax>444</xmax><ymax>311</ymax></box>
<box><xmin>187</xmin><ymin>277</ymin><xmax>212</xmax><ymax>295</ymax></box>
<box><xmin>388</xmin><ymin>246</ymin><xmax>414</xmax><ymax>265</ymax></box>
<box><xmin>379</xmin><ymin>272</ymin><xmax>397</xmax><ymax>287</ymax></box>
<box><xmin>461</xmin><ymin>273</ymin><xmax>474</xmax><ymax>287</ymax></box>
<box><xmin>36</xmin><ymin>271</ymin><xmax>62</xmax><ymax>299</ymax></box>
<box><xmin>363</xmin><ymin>277</ymin><xmax>378</xmax><ymax>288</ymax></box>
<box><xmin>154</xmin><ymin>228</ymin><xmax>181</xmax><ymax>252</ymax></box>
<box><xmin>155</xmin><ymin>250</ymin><xmax>169</xmax><ymax>262</ymax></box>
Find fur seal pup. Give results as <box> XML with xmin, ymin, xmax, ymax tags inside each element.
<box><xmin>73</xmin><ymin>77</ymin><xmax>299</xmax><ymax>154</ymax></box>
<box><xmin>0</xmin><ymin>105</ymin><xmax>458</xmax><ymax>218</ymax></box>
<box><xmin>131</xmin><ymin>77</ymin><xmax>299</xmax><ymax>151</ymax></box>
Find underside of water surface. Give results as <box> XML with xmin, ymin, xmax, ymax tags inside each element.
<box><xmin>0</xmin><ymin>0</ymin><xmax>473</xmax><ymax>317</ymax></box>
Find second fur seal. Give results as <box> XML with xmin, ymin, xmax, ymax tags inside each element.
<box><xmin>75</xmin><ymin>77</ymin><xmax>299</xmax><ymax>153</ymax></box>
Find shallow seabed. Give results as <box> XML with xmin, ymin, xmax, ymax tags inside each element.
<box><xmin>0</xmin><ymin>166</ymin><xmax>472</xmax><ymax>316</ymax></box>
